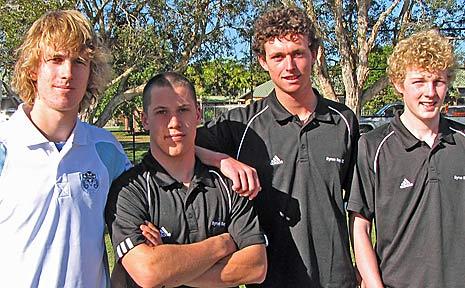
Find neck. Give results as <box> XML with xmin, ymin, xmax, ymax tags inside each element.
<box><xmin>400</xmin><ymin>112</ymin><xmax>439</xmax><ymax>148</ymax></box>
<box><xmin>151</xmin><ymin>149</ymin><xmax>196</xmax><ymax>186</ymax></box>
<box><xmin>26</xmin><ymin>103</ymin><xmax>78</xmax><ymax>142</ymax></box>
<box><xmin>275</xmin><ymin>87</ymin><xmax>318</xmax><ymax>121</ymax></box>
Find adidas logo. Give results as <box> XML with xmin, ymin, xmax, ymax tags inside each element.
<box><xmin>399</xmin><ymin>178</ymin><xmax>414</xmax><ymax>189</ymax></box>
<box><xmin>270</xmin><ymin>155</ymin><xmax>283</xmax><ymax>166</ymax></box>
<box><xmin>160</xmin><ymin>226</ymin><xmax>171</xmax><ymax>238</ymax></box>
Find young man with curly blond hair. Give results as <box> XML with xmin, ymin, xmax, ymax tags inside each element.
<box><xmin>0</xmin><ymin>10</ymin><xmax>131</xmax><ymax>287</ymax></box>
<box><xmin>196</xmin><ymin>6</ymin><xmax>358</xmax><ymax>287</ymax></box>
<box><xmin>348</xmin><ymin>30</ymin><xmax>465</xmax><ymax>287</ymax></box>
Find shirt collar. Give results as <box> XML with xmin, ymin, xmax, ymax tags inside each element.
<box><xmin>268</xmin><ymin>89</ymin><xmax>334</xmax><ymax>124</ymax></box>
<box><xmin>11</xmin><ymin>104</ymin><xmax>87</xmax><ymax>147</ymax></box>
<box><xmin>437</xmin><ymin>116</ymin><xmax>456</xmax><ymax>145</ymax></box>
<box><xmin>390</xmin><ymin>113</ymin><xmax>456</xmax><ymax>150</ymax></box>
<box><xmin>11</xmin><ymin>104</ymin><xmax>49</xmax><ymax>146</ymax></box>
<box><xmin>142</xmin><ymin>152</ymin><xmax>215</xmax><ymax>189</ymax></box>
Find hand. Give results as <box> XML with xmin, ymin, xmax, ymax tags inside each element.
<box><xmin>219</xmin><ymin>157</ymin><xmax>261</xmax><ymax>200</ymax></box>
<box><xmin>140</xmin><ymin>221</ymin><xmax>162</xmax><ymax>247</ymax></box>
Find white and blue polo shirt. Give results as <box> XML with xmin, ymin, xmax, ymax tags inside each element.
<box><xmin>0</xmin><ymin>105</ymin><xmax>132</xmax><ymax>288</ymax></box>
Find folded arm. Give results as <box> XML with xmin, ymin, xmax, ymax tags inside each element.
<box><xmin>351</xmin><ymin>213</ymin><xmax>384</xmax><ymax>288</ymax></box>
<box><xmin>121</xmin><ymin>233</ymin><xmax>237</xmax><ymax>288</ymax></box>
<box><xmin>186</xmin><ymin>243</ymin><xmax>267</xmax><ymax>287</ymax></box>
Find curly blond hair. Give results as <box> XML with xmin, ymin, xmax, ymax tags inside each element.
<box><xmin>12</xmin><ymin>10</ymin><xmax>111</xmax><ymax>110</ymax></box>
<box><xmin>387</xmin><ymin>30</ymin><xmax>456</xmax><ymax>85</ymax></box>
<box><xmin>252</xmin><ymin>6</ymin><xmax>319</xmax><ymax>57</ymax></box>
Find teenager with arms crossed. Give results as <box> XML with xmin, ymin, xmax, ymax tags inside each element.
<box><xmin>105</xmin><ymin>72</ymin><xmax>267</xmax><ymax>288</ymax></box>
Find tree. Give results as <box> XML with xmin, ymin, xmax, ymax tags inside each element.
<box><xmin>77</xmin><ymin>0</ymin><xmax>253</xmax><ymax>127</ymax></box>
<box><xmin>0</xmin><ymin>0</ymin><xmax>256</xmax><ymax>126</ymax></box>
<box><xmin>278</xmin><ymin>0</ymin><xmax>465</xmax><ymax>115</ymax></box>
<box><xmin>185</xmin><ymin>58</ymin><xmax>269</xmax><ymax>101</ymax></box>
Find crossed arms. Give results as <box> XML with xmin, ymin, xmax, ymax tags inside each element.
<box><xmin>124</xmin><ymin>225</ymin><xmax>266</xmax><ymax>287</ymax></box>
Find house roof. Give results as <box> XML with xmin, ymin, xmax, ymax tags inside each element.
<box><xmin>239</xmin><ymin>80</ymin><xmax>275</xmax><ymax>99</ymax></box>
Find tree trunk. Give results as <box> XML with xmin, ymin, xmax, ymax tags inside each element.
<box><xmin>93</xmin><ymin>84</ymin><xmax>144</xmax><ymax>127</ymax></box>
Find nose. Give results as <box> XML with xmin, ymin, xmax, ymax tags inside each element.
<box><xmin>167</xmin><ymin>112</ymin><xmax>181</xmax><ymax>128</ymax></box>
<box><xmin>424</xmin><ymin>81</ymin><xmax>436</xmax><ymax>97</ymax></box>
<box><xmin>59</xmin><ymin>60</ymin><xmax>73</xmax><ymax>79</ymax></box>
<box><xmin>285</xmin><ymin>55</ymin><xmax>296</xmax><ymax>70</ymax></box>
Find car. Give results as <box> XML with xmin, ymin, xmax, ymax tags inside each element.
<box><xmin>359</xmin><ymin>103</ymin><xmax>404</xmax><ymax>134</ymax></box>
<box><xmin>441</xmin><ymin>105</ymin><xmax>465</xmax><ymax>117</ymax></box>
<box><xmin>441</xmin><ymin>105</ymin><xmax>465</xmax><ymax>125</ymax></box>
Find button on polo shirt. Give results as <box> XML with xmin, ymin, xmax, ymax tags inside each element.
<box><xmin>105</xmin><ymin>152</ymin><xmax>265</xmax><ymax>288</ymax></box>
<box><xmin>197</xmin><ymin>89</ymin><xmax>358</xmax><ymax>288</ymax></box>
<box><xmin>348</xmin><ymin>115</ymin><xmax>465</xmax><ymax>288</ymax></box>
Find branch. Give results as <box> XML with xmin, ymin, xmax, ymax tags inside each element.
<box><xmin>303</xmin><ymin>0</ymin><xmax>334</xmax><ymax>45</ymax></box>
<box><xmin>367</xmin><ymin>0</ymin><xmax>401</xmax><ymax>50</ymax></box>
<box><xmin>361</xmin><ymin>76</ymin><xmax>389</xmax><ymax>105</ymax></box>
<box><xmin>314</xmin><ymin>45</ymin><xmax>337</xmax><ymax>100</ymax></box>
<box><xmin>393</xmin><ymin>0</ymin><xmax>413</xmax><ymax>43</ymax></box>
<box><xmin>93</xmin><ymin>84</ymin><xmax>144</xmax><ymax>127</ymax></box>
<box><xmin>107</xmin><ymin>65</ymin><xmax>137</xmax><ymax>88</ymax></box>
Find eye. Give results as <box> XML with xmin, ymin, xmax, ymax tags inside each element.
<box><xmin>179</xmin><ymin>107</ymin><xmax>190</xmax><ymax>113</ymax></box>
<box><xmin>271</xmin><ymin>55</ymin><xmax>284</xmax><ymax>61</ymax></box>
<box><xmin>75</xmin><ymin>57</ymin><xmax>88</xmax><ymax>65</ymax></box>
<box><xmin>155</xmin><ymin>109</ymin><xmax>167</xmax><ymax>115</ymax></box>
<box><xmin>46</xmin><ymin>56</ymin><xmax>64</xmax><ymax>64</ymax></box>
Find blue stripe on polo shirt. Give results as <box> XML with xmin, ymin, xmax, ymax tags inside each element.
<box><xmin>0</xmin><ymin>143</ymin><xmax>6</xmax><ymax>175</ymax></box>
<box><xmin>96</xmin><ymin>142</ymin><xmax>127</xmax><ymax>182</ymax></box>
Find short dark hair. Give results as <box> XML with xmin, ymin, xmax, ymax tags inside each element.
<box><xmin>142</xmin><ymin>72</ymin><xmax>197</xmax><ymax>112</ymax></box>
<box><xmin>252</xmin><ymin>6</ymin><xmax>319</xmax><ymax>57</ymax></box>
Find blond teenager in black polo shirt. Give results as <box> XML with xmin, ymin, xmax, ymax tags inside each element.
<box><xmin>105</xmin><ymin>72</ymin><xmax>267</xmax><ymax>288</ymax></box>
<box><xmin>348</xmin><ymin>30</ymin><xmax>465</xmax><ymax>288</ymax></box>
<box><xmin>196</xmin><ymin>7</ymin><xmax>359</xmax><ymax>288</ymax></box>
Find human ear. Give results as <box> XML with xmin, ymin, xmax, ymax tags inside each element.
<box><xmin>258</xmin><ymin>55</ymin><xmax>269</xmax><ymax>72</ymax></box>
<box><xmin>141</xmin><ymin>112</ymin><xmax>149</xmax><ymax>130</ymax></box>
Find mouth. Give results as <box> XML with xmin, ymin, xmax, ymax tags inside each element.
<box><xmin>420</xmin><ymin>101</ymin><xmax>438</xmax><ymax>111</ymax></box>
<box><xmin>282</xmin><ymin>74</ymin><xmax>300</xmax><ymax>81</ymax></box>
<box><xmin>165</xmin><ymin>133</ymin><xmax>185</xmax><ymax>141</ymax></box>
<box><xmin>54</xmin><ymin>85</ymin><xmax>73</xmax><ymax>91</ymax></box>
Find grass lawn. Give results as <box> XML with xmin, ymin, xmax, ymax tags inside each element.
<box><xmin>111</xmin><ymin>129</ymin><xmax>150</xmax><ymax>164</ymax></box>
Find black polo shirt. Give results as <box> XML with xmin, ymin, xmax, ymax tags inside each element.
<box><xmin>348</xmin><ymin>114</ymin><xmax>465</xmax><ymax>287</ymax></box>
<box><xmin>197</xmin><ymin>89</ymin><xmax>358</xmax><ymax>288</ymax></box>
<box><xmin>105</xmin><ymin>152</ymin><xmax>266</xmax><ymax>288</ymax></box>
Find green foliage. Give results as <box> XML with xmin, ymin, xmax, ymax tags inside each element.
<box><xmin>0</xmin><ymin>0</ymin><xmax>75</xmax><ymax>80</ymax></box>
<box><xmin>185</xmin><ymin>58</ymin><xmax>269</xmax><ymax>100</ymax></box>
<box><xmin>362</xmin><ymin>45</ymin><xmax>402</xmax><ymax>115</ymax></box>
<box><xmin>362</xmin><ymin>86</ymin><xmax>402</xmax><ymax>116</ymax></box>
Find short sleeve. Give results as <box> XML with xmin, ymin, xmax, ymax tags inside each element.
<box><xmin>347</xmin><ymin>135</ymin><xmax>376</xmax><ymax>221</ymax></box>
<box><xmin>96</xmin><ymin>142</ymin><xmax>132</xmax><ymax>182</ymax></box>
<box><xmin>227</xmin><ymin>184</ymin><xmax>266</xmax><ymax>249</ymax></box>
<box><xmin>105</xmin><ymin>171</ymin><xmax>150</xmax><ymax>261</ymax></box>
